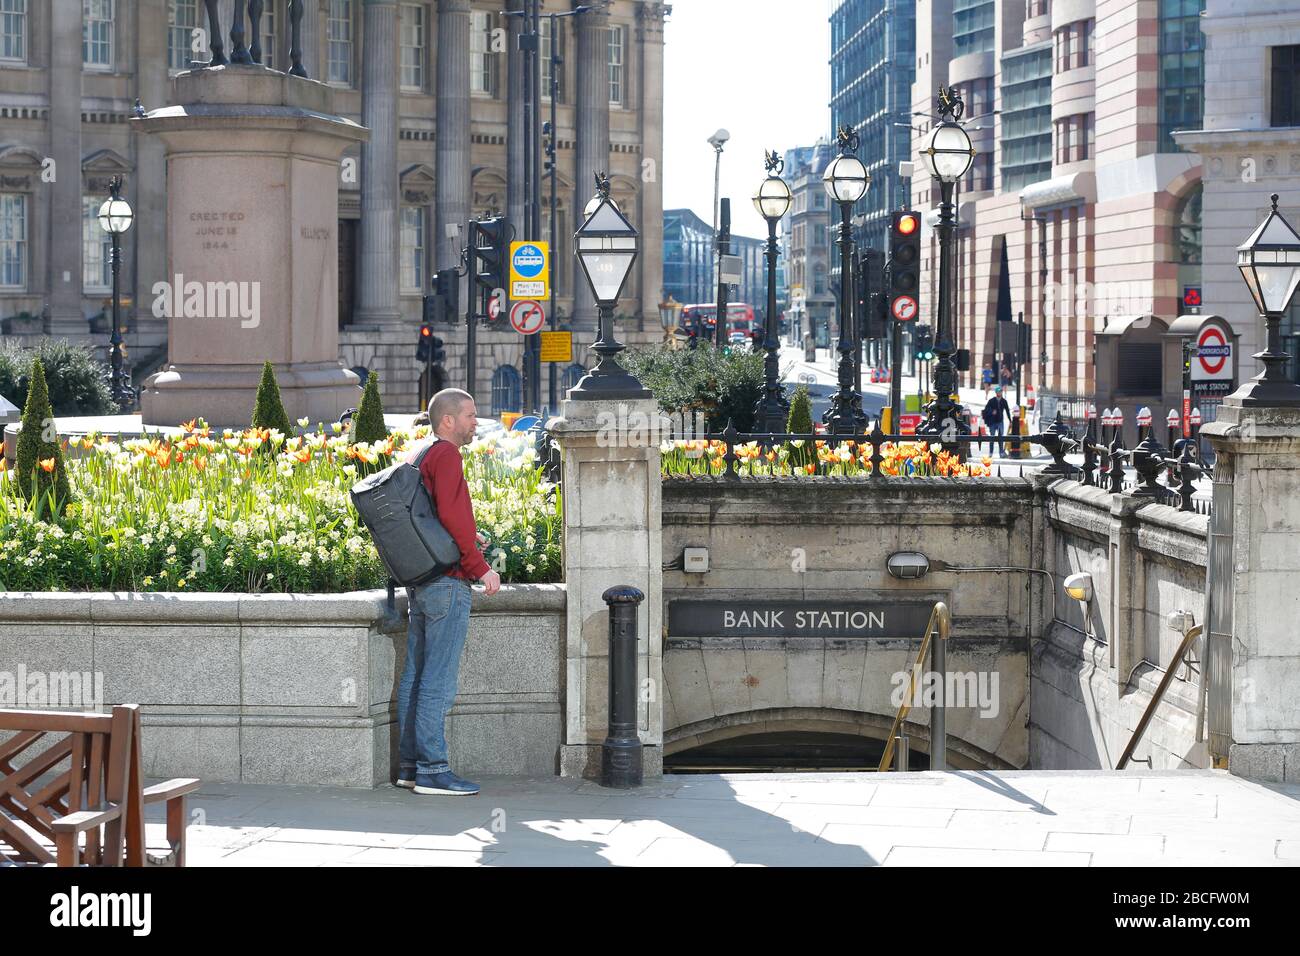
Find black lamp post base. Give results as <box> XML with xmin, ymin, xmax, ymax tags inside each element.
<box><xmin>1226</xmin><ymin>377</ymin><xmax>1300</xmax><ymax>408</ymax></box>
<box><xmin>567</xmin><ymin>362</ymin><xmax>652</xmax><ymax>401</ymax></box>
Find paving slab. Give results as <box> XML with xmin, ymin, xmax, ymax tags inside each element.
<box><xmin>124</xmin><ymin>769</ymin><xmax>1300</xmax><ymax>867</ymax></box>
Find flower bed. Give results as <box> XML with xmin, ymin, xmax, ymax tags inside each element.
<box><xmin>661</xmin><ymin>439</ymin><xmax>996</xmax><ymax>478</ymax></box>
<box><xmin>0</xmin><ymin>421</ymin><xmax>561</xmax><ymax>592</ymax></box>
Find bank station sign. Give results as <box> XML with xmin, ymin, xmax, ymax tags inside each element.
<box><xmin>668</xmin><ymin>600</ymin><xmax>936</xmax><ymax>639</ymax></box>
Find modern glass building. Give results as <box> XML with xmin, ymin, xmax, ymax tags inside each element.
<box><xmin>830</xmin><ymin>0</ymin><xmax>916</xmax><ymax>258</ymax></box>
<box><xmin>662</xmin><ymin>208</ymin><xmax>770</xmax><ymax>324</ymax></box>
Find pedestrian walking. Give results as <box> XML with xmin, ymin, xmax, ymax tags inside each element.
<box><xmin>982</xmin><ymin>385</ymin><xmax>1012</xmax><ymax>455</ymax></box>
<box><xmin>981</xmin><ymin>363</ymin><xmax>994</xmax><ymax>397</ymax></box>
<box><xmin>395</xmin><ymin>388</ymin><xmax>502</xmax><ymax>796</ymax></box>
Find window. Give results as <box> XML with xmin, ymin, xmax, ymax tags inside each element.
<box><xmin>260</xmin><ymin>3</ymin><xmax>275</xmax><ymax>69</ymax></box>
<box><xmin>83</xmin><ymin>0</ymin><xmax>113</xmax><ymax>70</ymax></box>
<box><xmin>1000</xmin><ymin>44</ymin><xmax>1053</xmax><ymax>190</ymax></box>
<box><xmin>82</xmin><ymin>196</ymin><xmax>112</xmax><ymax>292</ymax></box>
<box><xmin>491</xmin><ymin>365</ymin><xmax>521</xmax><ymax>414</ymax></box>
<box><xmin>471</xmin><ymin>11</ymin><xmax>497</xmax><ymax>96</ymax></box>
<box><xmin>1027</xmin><ymin>0</ymin><xmax>1049</xmax><ymax>15</ymax></box>
<box><xmin>1055</xmin><ymin>20</ymin><xmax>1095</xmax><ymax>72</ymax></box>
<box><xmin>1271</xmin><ymin>45</ymin><xmax>1300</xmax><ymax>127</ymax></box>
<box><xmin>963</xmin><ymin>151</ymin><xmax>993</xmax><ymax>192</ymax></box>
<box><xmin>813</xmin><ymin>264</ymin><xmax>826</xmax><ymax>296</ymax></box>
<box><xmin>327</xmin><ymin>0</ymin><xmax>353</xmax><ymax>85</ymax></box>
<box><xmin>1159</xmin><ymin>0</ymin><xmax>1205</xmax><ymax>152</ymax></box>
<box><xmin>953</xmin><ymin>0</ymin><xmax>995</xmax><ymax>58</ymax></box>
<box><xmin>1055</xmin><ymin>115</ymin><xmax>1091</xmax><ymax>163</ymax></box>
<box><xmin>400</xmin><ymin>4</ymin><xmax>424</xmax><ymax>92</ymax></box>
<box><xmin>168</xmin><ymin>1</ymin><xmax>200</xmax><ymax>71</ymax></box>
<box><xmin>540</xmin><ymin>15</ymin><xmax>563</xmax><ymax>101</ymax></box>
<box><xmin>1177</xmin><ymin>185</ymin><xmax>1202</xmax><ymax>265</ymax></box>
<box><xmin>400</xmin><ymin>205</ymin><xmax>425</xmax><ymax>293</ymax></box>
<box><xmin>0</xmin><ymin>0</ymin><xmax>26</xmax><ymax>61</ymax></box>
<box><xmin>608</xmin><ymin>24</ymin><xmax>625</xmax><ymax>106</ymax></box>
<box><xmin>0</xmin><ymin>193</ymin><xmax>26</xmax><ymax>289</ymax></box>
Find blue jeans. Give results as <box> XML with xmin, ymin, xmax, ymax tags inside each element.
<box><xmin>397</xmin><ymin>576</ymin><xmax>473</xmax><ymax>776</ymax></box>
<box><xmin>988</xmin><ymin>419</ymin><xmax>1004</xmax><ymax>453</ymax></box>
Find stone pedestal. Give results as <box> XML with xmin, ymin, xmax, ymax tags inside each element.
<box><xmin>1203</xmin><ymin>402</ymin><xmax>1300</xmax><ymax>783</ymax></box>
<box><xmin>549</xmin><ymin>396</ymin><xmax>663</xmax><ymax>779</ymax></box>
<box><xmin>133</xmin><ymin>66</ymin><xmax>368</xmax><ymax>428</ymax></box>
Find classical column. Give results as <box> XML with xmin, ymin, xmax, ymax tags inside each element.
<box><xmin>436</xmin><ymin>0</ymin><xmax>473</xmax><ymax>269</ymax></box>
<box><xmin>571</xmin><ymin>2</ymin><xmax>610</xmax><ymax>332</ymax></box>
<box><xmin>300</xmin><ymin>0</ymin><xmax>323</xmax><ymax>79</ymax></box>
<box><xmin>46</xmin><ymin>0</ymin><xmax>84</xmax><ymax>333</ymax></box>
<box><xmin>635</xmin><ymin>3</ymin><xmax>667</xmax><ymax>330</ymax></box>
<box><xmin>506</xmin><ymin>0</ymin><xmax>526</xmax><ymax>235</ymax></box>
<box><xmin>134</xmin><ymin>0</ymin><xmax>170</xmax><ymax>335</ymax></box>
<box><xmin>354</xmin><ymin>0</ymin><xmax>402</xmax><ymax>326</ymax></box>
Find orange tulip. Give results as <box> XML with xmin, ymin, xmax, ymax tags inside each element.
<box><xmin>295</xmin><ymin>450</ymin><xmax>311</xmax><ymax>464</ymax></box>
<box><xmin>194</xmin><ymin>458</ymin><xmax>207</xmax><ymax>472</ymax></box>
<box><xmin>39</xmin><ymin>457</ymin><xmax>55</xmax><ymax>473</ymax></box>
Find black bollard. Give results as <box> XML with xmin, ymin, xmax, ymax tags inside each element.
<box><xmin>601</xmin><ymin>585</ymin><xmax>645</xmax><ymax>788</ymax></box>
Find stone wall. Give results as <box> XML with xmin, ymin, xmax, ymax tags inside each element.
<box><xmin>659</xmin><ymin>478</ymin><xmax>1039</xmax><ymax>768</ymax></box>
<box><xmin>0</xmin><ymin>585</ymin><xmax>564</xmax><ymax>787</ymax></box>
<box><xmin>1031</xmin><ymin>476</ymin><xmax>1210</xmax><ymax>770</ymax></box>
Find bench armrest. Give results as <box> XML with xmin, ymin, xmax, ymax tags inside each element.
<box><xmin>50</xmin><ymin>805</ymin><xmax>123</xmax><ymax>834</ymax></box>
<box><xmin>142</xmin><ymin>778</ymin><xmax>202</xmax><ymax>803</ymax></box>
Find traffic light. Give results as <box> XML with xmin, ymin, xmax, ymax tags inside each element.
<box><xmin>431</xmin><ymin>335</ymin><xmax>446</xmax><ymax>366</ymax></box>
<box><xmin>858</xmin><ymin>248</ymin><xmax>887</xmax><ymax>339</ymax></box>
<box><xmin>422</xmin><ymin>294</ymin><xmax>437</xmax><ymax>326</ymax></box>
<box><xmin>914</xmin><ymin>323</ymin><xmax>934</xmax><ymax>362</ymax></box>
<box><xmin>473</xmin><ymin>217</ymin><xmax>509</xmax><ymax>304</ymax></box>
<box><xmin>416</xmin><ymin>323</ymin><xmax>433</xmax><ymax>362</ymax></box>
<box><xmin>888</xmin><ymin>210</ymin><xmax>921</xmax><ymax>322</ymax></box>
<box><xmin>435</xmin><ymin>267</ymin><xmax>460</xmax><ymax>323</ymax></box>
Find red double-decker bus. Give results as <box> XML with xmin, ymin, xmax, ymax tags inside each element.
<box><xmin>680</xmin><ymin>303</ymin><xmax>756</xmax><ymax>342</ymax></box>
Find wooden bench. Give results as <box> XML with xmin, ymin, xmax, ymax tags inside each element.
<box><xmin>0</xmin><ymin>704</ymin><xmax>201</xmax><ymax>866</ymax></box>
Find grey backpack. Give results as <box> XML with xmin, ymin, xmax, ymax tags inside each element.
<box><xmin>350</xmin><ymin>439</ymin><xmax>462</xmax><ymax>587</ymax></box>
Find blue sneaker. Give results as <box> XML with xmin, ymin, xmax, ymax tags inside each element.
<box><xmin>395</xmin><ymin>768</ymin><xmax>417</xmax><ymax>789</ymax></box>
<box><xmin>413</xmin><ymin>771</ymin><xmax>480</xmax><ymax>796</ymax></box>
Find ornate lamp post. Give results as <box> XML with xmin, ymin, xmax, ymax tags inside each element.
<box><xmin>98</xmin><ymin>176</ymin><xmax>135</xmax><ymax>413</ymax></box>
<box><xmin>822</xmin><ymin>126</ymin><xmax>871</xmax><ymax>433</ymax></box>
<box><xmin>569</xmin><ymin>173</ymin><xmax>650</xmax><ymax>400</ymax></box>
<box><xmin>1233</xmin><ymin>193</ymin><xmax>1300</xmax><ymax>407</ymax></box>
<box><xmin>919</xmin><ymin>87</ymin><xmax>976</xmax><ymax>439</ymax></box>
<box><xmin>658</xmin><ymin>293</ymin><xmax>682</xmax><ymax>348</ymax></box>
<box><xmin>752</xmin><ymin>150</ymin><xmax>793</xmax><ymax>433</ymax></box>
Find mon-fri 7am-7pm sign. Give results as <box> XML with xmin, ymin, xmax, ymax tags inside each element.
<box><xmin>509</xmin><ymin>241</ymin><xmax>549</xmax><ymax>300</ymax></box>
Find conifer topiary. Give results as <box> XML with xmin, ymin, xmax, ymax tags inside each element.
<box><xmin>350</xmin><ymin>371</ymin><xmax>388</xmax><ymax>446</ymax></box>
<box><xmin>785</xmin><ymin>384</ymin><xmax>815</xmax><ymax>470</ymax></box>
<box><xmin>251</xmin><ymin>361</ymin><xmax>293</xmax><ymax>438</ymax></box>
<box><xmin>14</xmin><ymin>357</ymin><xmax>71</xmax><ymax>514</ymax></box>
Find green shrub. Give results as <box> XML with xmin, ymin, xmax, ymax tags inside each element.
<box><xmin>350</xmin><ymin>371</ymin><xmax>387</xmax><ymax>445</ymax></box>
<box><xmin>251</xmin><ymin>361</ymin><xmax>292</xmax><ymax>437</ymax></box>
<box><xmin>13</xmin><ymin>358</ymin><xmax>71</xmax><ymax>516</ymax></box>
<box><xmin>0</xmin><ymin>338</ymin><xmax>116</xmax><ymax>417</ymax></box>
<box><xmin>621</xmin><ymin>343</ymin><xmax>766</xmax><ymax>432</ymax></box>
<box><xmin>785</xmin><ymin>384</ymin><xmax>815</xmax><ymax>469</ymax></box>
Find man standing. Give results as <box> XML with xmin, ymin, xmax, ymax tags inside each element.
<box><xmin>396</xmin><ymin>388</ymin><xmax>501</xmax><ymax>796</ymax></box>
<box><xmin>982</xmin><ymin>384</ymin><xmax>1012</xmax><ymax>455</ymax></box>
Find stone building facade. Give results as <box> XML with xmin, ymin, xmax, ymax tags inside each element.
<box><xmin>0</xmin><ymin>0</ymin><xmax>669</xmax><ymax>417</ymax></box>
<box><xmin>907</xmin><ymin>0</ymin><xmax>1207</xmax><ymax>425</ymax></box>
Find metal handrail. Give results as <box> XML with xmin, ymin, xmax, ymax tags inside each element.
<box><xmin>877</xmin><ymin>601</ymin><xmax>951</xmax><ymax>772</ymax></box>
<box><xmin>1116</xmin><ymin>623</ymin><xmax>1203</xmax><ymax>770</ymax></box>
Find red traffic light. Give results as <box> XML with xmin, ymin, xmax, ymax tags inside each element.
<box><xmin>420</xmin><ymin>325</ymin><xmax>432</xmax><ymax>337</ymax></box>
<box><xmin>896</xmin><ymin>214</ymin><xmax>918</xmax><ymax>236</ymax></box>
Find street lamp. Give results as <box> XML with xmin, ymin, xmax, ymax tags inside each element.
<box><xmin>98</xmin><ymin>176</ymin><xmax>134</xmax><ymax>413</ymax></box>
<box><xmin>568</xmin><ymin>172</ymin><xmax>651</xmax><ymax>401</ymax></box>
<box><xmin>752</xmin><ymin>149</ymin><xmax>793</xmax><ymax>433</ymax></box>
<box><xmin>707</xmin><ymin>128</ymin><xmax>730</xmax><ymax>284</ymax></box>
<box><xmin>822</xmin><ymin>126</ymin><xmax>870</xmax><ymax>434</ymax></box>
<box><xmin>658</xmin><ymin>293</ymin><xmax>682</xmax><ymax>347</ymax></box>
<box><xmin>920</xmin><ymin>87</ymin><xmax>976</xmax><ymax>441</ymax></box>
<box><xmin>1233</xmin><ymin>193</ymin><xmax>1300</xmax><ymax>406</ymax></box>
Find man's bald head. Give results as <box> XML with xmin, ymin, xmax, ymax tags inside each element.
<box><xmin>429</xmin><ymin>388</ymin><xmax>478</xmax><ymax>446</ymax></box>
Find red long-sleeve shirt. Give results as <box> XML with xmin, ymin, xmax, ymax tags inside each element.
<box><xmin>411</xmin><ymin>439</ymin><xmax>491</xmax><ymax>581</ymax></box>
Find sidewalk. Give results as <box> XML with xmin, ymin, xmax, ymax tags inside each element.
<box><xmin>164</xmin><ymin>770</ymin><xmax>1300</xmax><ymax>867</ymax></box>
